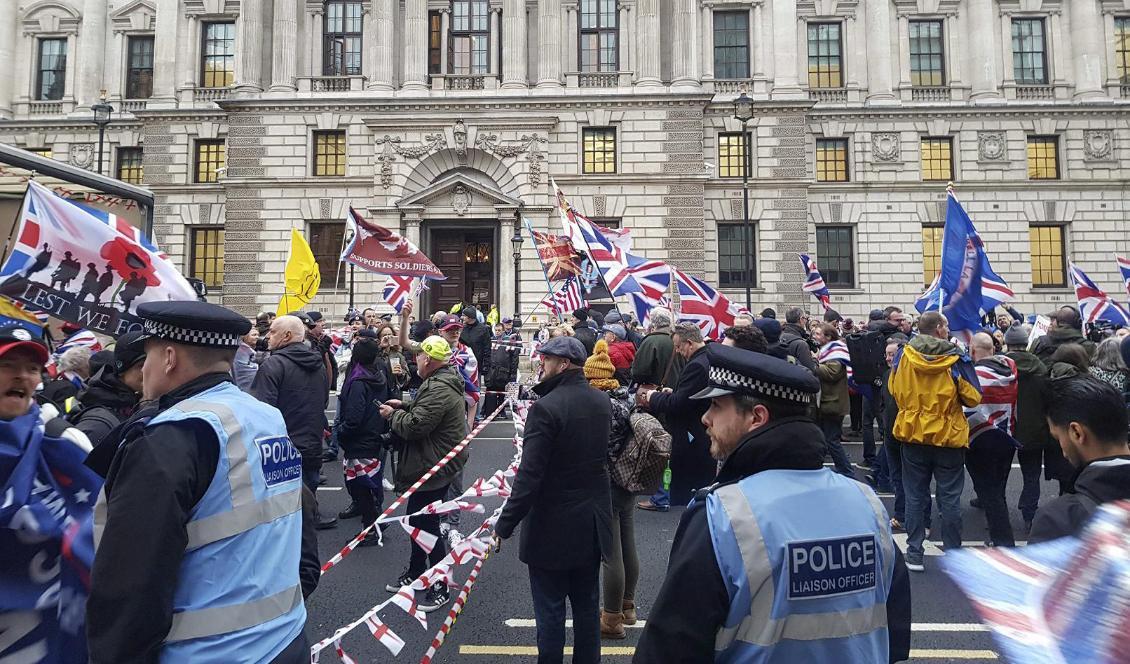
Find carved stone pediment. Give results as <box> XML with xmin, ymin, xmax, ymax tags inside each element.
<box><xmin>20</xmin><ymin>1</ymin><xmax>82</xmax><ymax>36</ymax></box>
<box><xmin>110</xmin><ymin>0</ymin><xmax>156</xmax><ymax>33</ymax></box>
<box><xmin>398</xmin><ymin>171</ymin><xmax>522</xmax><ymax>213</ymax></box>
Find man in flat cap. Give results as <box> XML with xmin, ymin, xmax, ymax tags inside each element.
<box><xmin>494</xmin><ymin>336</ymin><xmax>613</xmax><ymax>664</ymax></box>
<box><xmin>87</xmin><ymin>301</ymin><xmax>309</xmax><ymax>664</ymax></box>
<box><xmin>635</xmin><ymin>344</ymin><xmax>910</xmax><ymax>664</ymax></box>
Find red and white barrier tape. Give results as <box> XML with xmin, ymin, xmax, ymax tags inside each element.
<box><xmin>320</xmin><ymin>402</ymin><xmax>507</xmax><ymax>574</ymax></box>
<box><xmin>418</xmin><ymin>551</ymin><xmax>490</xmax><ymax>664</ymax></box>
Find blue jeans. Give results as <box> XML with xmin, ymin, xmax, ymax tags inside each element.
<box><xmin>872</xmin><ymin>441</ymin><xmax>891</xmax><ymax>492</ymax></box>
<box><xmin>528</xmin><ymin>562</ymin><xmax>600</xmax><ymax>664</ymax></box>
<box><xmin>885</xmin><ymin>437</ymin><xmax>931</xmax><ymax>526</ymax></box>
<box><xmin>819</xmin><ymin>416</ymin><xmax>855</xmax><ymax>477</ymax></box>
<box><xmin>649</xmin><ymin>487</ymin><xmax>670</xmax><ymax>509</ymax></box>
<box><xmin>902</xmin><ymin>444</ymin><xmax>964</xmax><ymax>559</ymax></box>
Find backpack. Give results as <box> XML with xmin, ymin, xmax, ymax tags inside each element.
<box><xmin>609</xmin><ymin>411</ymin><xmax>672</xmax><ymax>494</ymax></box>
<box><xmin>845</xmin><ymin>330</ymin><xmax>888</xmax><ymax>385</ymax></box>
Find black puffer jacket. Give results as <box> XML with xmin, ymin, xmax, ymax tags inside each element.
<box><xmin>69</xmin><ymin>369</ymin><xmax>140</xmax><ymax>448</ymax></box>
<box><xmin>336</xmin><ymin>365</ymin><xmax>392</xmax><ymax>459</ymax></box>
<box><xmin>459</xmin><ymin>320</ymin><xmax>493</xmax><ymax>385</ymax></box>
<box><xmin>250</xmin><ymin>342</ymin><xmax>329</xmax><ymax>460</ymax></box>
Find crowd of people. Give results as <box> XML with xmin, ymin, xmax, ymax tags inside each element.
<box><xmin>3</xmin><ymin>291</ymin><xmax>1129</xmax><ymax>663</ymax></box>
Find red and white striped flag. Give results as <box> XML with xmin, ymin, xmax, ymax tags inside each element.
<box><xmin>540</xmin><ymin>277</ymin><xmax>586</xmax><ymax>316</ymax></box>
<box><xmin>401</xmin><ymin>520</ymin><xmax>439</xmax><ymax>554</ymax></box>
<box><xmin>364</xmin><ymin>615</ymin><xmax>406</xmax><ymax>656</ymax></box>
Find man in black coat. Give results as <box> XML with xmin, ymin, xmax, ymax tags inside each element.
<box><xmin>1030</xmin><ymin>374</ymin><xmax>1130</xmax><ymax>542</ymax></box>
<box><xmin>570</xmin><ymin>307</ymin><xmax>598</xmax><ymax>356</ymax></box>
<box><xmin>459</xmin><ymin>305</ymin><xmax>492</xmax><ymax>391</ymax></box>
<box><xmin>69</xmin><ymin>331</ymin><xmax>145</xmax><ymax>447</ymax></box>
<box><xmin>251</xmin><ymin>315</ymin><xmax>333</xmax><ymax>528</ymax></box>
<box><xmin>494</xmin><ymin>336</ymin><xmax>612</xmax><ymax>664</ymax></box>
<box><xmin>637</xmin><ymin>323</ymin><xmax>716</xmax><ymax>507</ymax></box>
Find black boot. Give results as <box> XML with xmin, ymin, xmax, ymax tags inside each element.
<box><xmin>338</xmin><ymin>501</ymin><xmax>360</xmax><ymax>520</ymax></box>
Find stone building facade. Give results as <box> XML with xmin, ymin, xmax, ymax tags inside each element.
<box><xmin>1</xmin><ymin>0</ymin><xmax>1128</xmax><ymax>321</ymax></box>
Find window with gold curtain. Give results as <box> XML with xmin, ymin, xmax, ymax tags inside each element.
<box><xmin>921</xmin><ymin>225</ymin><xmax>943</xmax><ymax>287</ymax></box>
<box><xmin>1029</xmin><ymin>224</ymin><xmax>1066</xmax><ymax>287</ymax></box>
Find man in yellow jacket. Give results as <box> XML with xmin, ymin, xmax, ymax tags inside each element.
<box><xmin>889</xmin><ymin>311</ymin><xmax>982</xmax><ymax>572</ymax></box>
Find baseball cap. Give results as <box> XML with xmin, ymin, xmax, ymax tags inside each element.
<box><xmin>0</xmin><ymin>326</ymin><xmax>48</xmax><ymax>364</ymax></box>
<box><xmin>439</xmin><ymin>314</ymin><xmax>464</xmax><ymax>331</ymax></box>
<box><xmin>114</xmin><ymin>330</ymin><xmax>147</xmax><ymax>373</ymax></box>
<box><xmin>420</xmin><ymin>335</ymin><xmax>453</xmax><ymax>362</ymax></box>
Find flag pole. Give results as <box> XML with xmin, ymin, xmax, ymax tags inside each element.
<box><xmin>333</xmin><ymin>214</ymin><xmax>350</xmax><ymax>309</ymax></box>
<box><xmin>550</xmin><ymin>178</ymin><xmax>624</xmax><ymax>320</ymax></box>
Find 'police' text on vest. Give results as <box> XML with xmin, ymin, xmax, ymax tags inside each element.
<box><xmin>787</xmin><ymin>535</ymin><xmax>877</xmax><ymax>600</ymax></box>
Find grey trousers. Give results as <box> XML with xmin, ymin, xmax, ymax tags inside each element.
<box><xmin>601</xmin><ymin>484</ymin><xmax>640</xmax><ymax>611</ymax></box>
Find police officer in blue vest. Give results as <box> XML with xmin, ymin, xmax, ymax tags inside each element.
<box><xmin>635</xmin><ymin>344</ymin><xmax>911</xmax><ymax>663</ymax></box>
<box><xmin>87</xmin><ymin>301</ymin><xmax>309</xmax><ymax>663</ymax></box>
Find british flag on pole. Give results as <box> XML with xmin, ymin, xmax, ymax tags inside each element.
<box><xmin>382</xmin><ymin>275</ymin><xmax>415</xmax><ymax>313</ymax></box>
<box><xmin>1117</xmin><ymin>254</ymin><xmax>1130</xmax><ymax>303</ymax></box>
<box><xmin>674</xmin><ymin>269</ymin><xmax>736</xmax><ymax>340</ymax></box>
<box><xmin>799</xmin><ymin>253</ymin><xmax>832</xmax><ymax>311</ymax></box>
<box><xmin>1068</xmin><ymin>262</ymin><xmax>1130</xmax><ymax>326</ymax></box>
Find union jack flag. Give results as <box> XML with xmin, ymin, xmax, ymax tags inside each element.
<box><xmin>452</xmin><ymin>341</ymin><xmax>480</xmax><ymax>404</ymax></box>
<box><xmin>1069</xmin><ymin>263</ymin><xmax>1130</xmax><ymax>326</ymax></box>
<box><xmin>799</xmin><ymin>253</ymin><xmax>832</xmax><ymax>311</ymax></box>
<box><xmin>674</xmin><ymin>270</ymin><xmax>736</xmax><ymax>340</ymax></box>
<box><xmin>1117</xmin><ymin>255</ymin><xmax>1130</xmax><ymax>303</ymax></box>
<box><xmin>625</xmin><ymin>255</ymin><xmax>672</xmax><ymax>302</ymax></box>
<box><xmin>54</xmin><ymin>329</ymin><xmax>102</xmax><ymax>355</ymax></box>
<box><xmin>540</xmin><ymin>278</ymin><xmax>587</xmax><ymax>316</ymax></box>
<box><xmin>382</xmin><ymin>275</ymin><xmax>414</xmax><ymax>313</ymax></box>
<box><xmin>531</xmin><ymin>229</ymin><xmax>581</xmax><ymax>281</ymax></box>
<box><xmin>629</xmin><ymin>292</ymin><xmax>672</xmax><ymax>327</ymax></box>
<box><xmin>553</xmin><ymin>179</ymin><xmax>642</xmax><ymax>296</ymax></box>
<box><xmin>966</xmin><ymin>356</ymin><xmax>1019</xmax><ymax>444</ymax></box>
<box><xmin>816</xmin><ymin>339</ymin><xmax>853</xmax><ymax>381</ymax></box>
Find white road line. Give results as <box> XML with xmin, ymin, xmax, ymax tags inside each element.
<box><xmin>893</xmin><ymin>534</ymin><xmax>1027</xmax><ymax>556</ymax></box>
<box><xmin>503</xmin><ymin>619</ymin><xmax>989</xmax><ymax>632</ymax></box>
<box><xmin>319</xmin><ymin>487</ymin><xmax>343</xmax><ymax>491</ymax></box>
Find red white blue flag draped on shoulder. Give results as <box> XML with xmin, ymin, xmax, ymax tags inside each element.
<box><xmin>1069</xmin><ymin>263</ymin><xmax>1130</xmax><ymax>326</ymax></box>
<box><xmin>799</xmin><ymin>254</ymin><xmax>832</xmax><ymax>311</ymax></box>
<box><xmin>913</xmin><ymin>191</ymin><xmax>1013</xmax><ymax>333</ymax></box>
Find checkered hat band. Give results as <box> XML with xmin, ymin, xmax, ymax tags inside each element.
<box><xmin>708</xmin><ymin>366</ymin><xmax>814</xmax><ymax>405</ymax></box>
<box><xmin>144</xmin><ymin>319</ymin><xmax>241</xmax><ymax>348</ymax></box>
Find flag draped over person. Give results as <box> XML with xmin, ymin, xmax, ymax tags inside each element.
<box><xmin>341</xmin><ymin>207</ymin><xmax>445</xmax><ymax>280</ymax></box>
<box><xmin>276</xmin><ymin>228</ymin><xmax>321</xmax><ymax>316</ymax></box>
<box><xmin>799</xmin><ymin>253</ymin><xmax>832</xmax><ymax>311</ymax></box>
<box><xmin>1068</xmin><ymin>263</ymin><xmax>1130</xmax><ymax>326</ymax></box>
<box><xmin>913</xmin><ymin>191</ymin><xmax>1013</xmax><ymax>334</ymax></box>
<box><xmin>0</xmin><ymin>181</ymin><xmax>197</xmax><ymax>337</ymax></box>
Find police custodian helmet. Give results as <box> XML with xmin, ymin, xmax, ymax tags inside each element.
<box><xmin>136</xmin><ymin>300</ymin><xmax>252</xmax><ymax>348</ymax></box>
<box><xmin>691</xmin><ymin>343</ymin><xmax>820</xmax><ymax>405</ymax></box>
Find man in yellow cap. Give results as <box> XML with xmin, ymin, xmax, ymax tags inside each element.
<box><xmin>377</xmin><ymin>335</ymin><xmax>469</xmax><ymax>612</ymax></box>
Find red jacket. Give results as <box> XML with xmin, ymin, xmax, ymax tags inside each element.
<box><xmin>608</xmin><ymin>340</ymin><xmax>636</xmax><ymax>370</ymax></box>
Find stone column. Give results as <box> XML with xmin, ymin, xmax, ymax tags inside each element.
<box><xmin>106</xmin><ymin>31</ymin><xmax>125</xmax><ymax>100</ymax></box>
<box><xmin>537</xmin><ymin>0</ymin><xmax>562</xmax><ymax>87</ymax></box>
<box><xmin>772</xmin><ymin>0</ymin><xmax>802</xmax><ymax>97</ymax></box>
<box><xmin>0</xmin><ymin>0</ymin><xmax>18</xmax><ymax>116</ymax></box>
<box><xmin>78</xmin><ymin>0</ymin><xmax>108</xmax><ymax>106</ymax></box>
<box><xmin>1070</xmin><ymin>0</ymin><xmax>1104</xmax><ymax>98</ymax></box>
<box><xmin>671</xmin><ymin>0</ymin><xmax>698</xmax><ymax>87</ymax></box>
<box><xmin>968</xmin><ymin>0</ymin><xmax>1000</xmax><ymax>99</ymax></box>
<box><xmin>152</xmin><ymin>0</ymin><xmax>180</xmax><ymax>102</ymax></box>
<box><xmin>499</xmin><ymin>215</ymin><xmax>517</xmax><ymax>315</ymax></box>
<box><xmin>619</xmin><ymin>3</ymin><xmax>631</xmax><ymax>72</ymax></box>
<box><xmin>896</xmin><ymin>14</ymin><xmax>912</xmax><ymax>90</ymax></box>
<box><xmin>501</xmin><ymin>0</ymin><xmax>528</xmax><ymax>88</ymax></box>
<box><xmin>368</xmin><ymin>0</ymin><xmax>395</xmax><ymax>89</ymax></box>
<box><xmin>180</xmin><ymin>16</ymin><xmax>199</xmax><ymax>90</ymax></box>
<box><xmin>490</xmin><ymin>8</ymin><xmax>501</xmax><ymax>78</ymax></box>
<box><xmin>441</xmin><ymin>10</ymin><xmax>451</xmax><ymax>74</ymax></box>
<box><xmin>752</xmin><ymin>4</ymin><xmax>766</xmax><ymax>79</ymax></box>
<box><xmin>234</xmin><ymin>0</ymin><xmax>265</xmax><ymax>93</ymax></box>
<box><xmin>402</xmin><ymin>0</ymin><xmax>428</xmax><ymax>90</ymax></box>
<box><xmin>865</xmin><ymin>0</ymin><xmax>895</xmax><ymax>102</ymax></box>
<box><xmin>271</xmin><ymin>0</ymin><xmax>299</xmax><ymax>91</ymax></box>
<box><xmin>700</xmin><ymin>5</ymin><xmax>714</xmax><ymax>82</ymax></box>
<box><xmin>945</xmin><ymin>13</ymin><xmax>962</xmax><ymax>87</ymax></box>
<box><xmin>635</xmin><ymin>0</ymin><xmax>661</xmax><ymax>87</ymax></box>
<box><xmin>565</xmin><ymin>4</ymin><xmax>578</xmax><ymax>73</ymax></box>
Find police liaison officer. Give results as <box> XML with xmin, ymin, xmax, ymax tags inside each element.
<box><xmin>634</xmin><ymin>344</ymin><xmax>911</xmax><ymax>663</ymax></box>
<box><xmin>87</xmin><ymin>301</ymin><xmax>309</xmax><ymax>663</ymax></box>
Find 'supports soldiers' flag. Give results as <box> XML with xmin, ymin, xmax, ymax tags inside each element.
<box><xmin>531</xmin><ymin>230</ymin><xmax>581</xmax><ymax>281</ymax></box>
<box><xmin>341</xmin><ymin>207</ymin><xmax>445</xmax><ymax>280</ymax></box>
<box><xmin>276</xmin><ymin>228</ymin><xmax>321</xmax><ymax>316</ymax></box>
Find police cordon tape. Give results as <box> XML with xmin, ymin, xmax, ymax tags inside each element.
<box><xmin>311</xmin><ymin>400</ymin><xmax>530</xmax><ymax>662</ymax></box>
<box><xmin>319</xmin><ymin>401</ymin><xmax>508</xmax><ymax>575</ymax></box>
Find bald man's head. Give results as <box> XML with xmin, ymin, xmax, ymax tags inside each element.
<box><xmin>971</xmin><ymin>332</ymin><xmax>995</xmax><ymax>361</ymax></box>
<box><xmin>267</xmin><ymin>315</ymin><xmax>307</xmax><ymax>351</ymax></box>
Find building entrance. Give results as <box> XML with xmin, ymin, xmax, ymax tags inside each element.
<box><xmin>426</xmin><ymin>225</ymin><xmax>497</xmax><ymax>314</ymax></box>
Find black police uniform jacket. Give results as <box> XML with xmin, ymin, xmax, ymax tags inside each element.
<box><xmin>86</xmin><ymin>373</ymin><xmax>313</xmax><ymax>664</ymax></box>
<box><xmin>495</xmin><ymin>368</ymin><xmax>613</xmax><ymax>569</ymax></box>
<box><xmin>634</xmin><ymin>416</ymin><xmax>912</xmax><ymax>664</ymax></box>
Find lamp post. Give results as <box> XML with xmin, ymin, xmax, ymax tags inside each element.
<box><xmin>510</xmin><ymin>224</ymin><xmax>524</xmax><ymax>317</ymax></box>
<box><xmin>732</xmin><ymin>91</ymin><xmax>754</xmax><ymax>311</ymax></box>
<box><xmin>91</xmin><ymin>91</ymin><xmax>113</xmax><ymax>176</ymax></box>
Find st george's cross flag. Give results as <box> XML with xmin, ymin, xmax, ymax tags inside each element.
<box><xmin>0</xmin><ymin>181</ymin><xmax>196</xmax><ymax>337</ymax></box>
<box><xmin>341</xmin><ymin>207</ymin><xmax>445</xmax><ymax>280</ymax></box>
<box><xmin>675</xmin><ymin>269</ymin><xmax>737</xmax><ymax>340</ymax></box>
<box><xmin>363</xmin><ymin>615</ymin><xmax>406</xmax><ymax>656</ymax></box>
<box><xmin>1068</xmin><ymin>263</ymin><xmax>1130</xmax><ymax>326</ymax></box>
<box><xmin>382</xmin><ymin>275</ymin><xmax>415</xmax><ymax>313</ymax></box>
<box><xmin>799</xmin><ymin>254</ymin><xmax>832</xmax><ymax>311</ymax></box>
<box><xmin>1117</xmin><ymin>255</ymin><xmax>1130</xmax><ymax>303</ymax></box>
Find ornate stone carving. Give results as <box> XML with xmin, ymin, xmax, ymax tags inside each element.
<box><xmin>978</xmin><ymin>131</ymin><xmax>1008</xmax><ymax>161</ymax></box>
<box><xmin>871</xmin><ymin>133</ymin><xmax>900</xmax><ymax>162</ymax></box>
<box><xmin>474</xmin><ymin>132</ymin><xmax>549</xmax><ymax>185</ymax></box>
<box><xmin>1083</xmin><ymin>130</ymin><xmax>1113</xmax><ymax>161</ymax></box>
<box><xmin>452</xmin><ymin>185</ymin><xmax>470</xmax><ymax>216</ymax></box>
<box><xmin>374</xmin><ymin>132</ymin><xmax>450</xmax><ymax>189</ymax></box>
<box><xmin>68</xmin><ymin>144</ymin><xmax>95</xmax><ymax>169</ymax></box>
<box><xmin>453</xmin><ymin>120</ymin><xmax>468</xmax><ymax>158</ymax></box>
<box><xmin>374</xmin><ymin>135</ymin><xmax>398</xmax><ymax>189</ymax></box>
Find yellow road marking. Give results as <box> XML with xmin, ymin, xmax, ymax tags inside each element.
<box><xmin>458</xmin><ymin>646</ymin><xmax>997</xmax><ymax>659</ymax></box>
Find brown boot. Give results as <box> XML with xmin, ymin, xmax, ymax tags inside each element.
<box><xmin>600</xmin><ymin>610</ymin><xmax>626</xmax><ymax>639</ymax></box>
<box><xmin>622</xmin><ymin>600</ymin><xmax>637</xmax><ymax>626</ymax></box>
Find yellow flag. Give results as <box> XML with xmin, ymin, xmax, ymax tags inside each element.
<box><xmin>276</xmin><ymin>228</ymin><xmax>321</xmax><ymax>317</ymax></box>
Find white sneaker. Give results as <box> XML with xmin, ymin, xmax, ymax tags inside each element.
<box><xmin>382</xmin><ymin>478</ymin><xmax>394</xmax><ymax>491</ymax></box>
<box><xmin>447</xmin><ymin>529</ymin><xmax>464</xmax><ymax>548</ymax></box>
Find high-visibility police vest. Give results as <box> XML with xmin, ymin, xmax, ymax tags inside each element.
<box><xmin>93</xmin><ymin>381</ymin><xmax>306</xmax><ymax>663</ymax></box>
<box><xmin>705</xmin><ymin>468</ymin><xmax>895</xmax><ymax>663</ymax></box>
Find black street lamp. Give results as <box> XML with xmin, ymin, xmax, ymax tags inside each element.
<box><xmin>732</xmin><ymin>90</ymin><xmax>754</xmax><ymax>311</ymax></box>
<box><xmin>91</xmin><ymin>91</ymin><xmax>114</xmax><ymax>176</ymax></box>
<box><xmin>510</xmin><ymin>223</ymin><xmax>524</xmax><ymax>317</ymax></box>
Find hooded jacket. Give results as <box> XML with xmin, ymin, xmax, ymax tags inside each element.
<box><xmin>634</xmin><ymin>417</ymin><xmax>912</xmax><ymax>663</ymax></box>
<box><xmin>336</xmin><ymin>365</ymin><xmax>392</xmax><ymax>459</ymax></box>
<box><xmin>1005</xmin><ymin>350</ymin><xmax>1054</xmax><ymax>451</ymax></box>
<box><xmin>388</xmin><ymin>364</ymin><xmax>468</xmax><ymax>493</ymax></box>
<box><xmin>780</xmin><ymin>322</ymin><xmax>817</xmax><ymax>370</ymax></box>
<box><xmin>890</xmin><ymin>335</ymin><xmax>982</xmax><ymax>448</ymax></box>
<box><xmin>69</xmin><ymin>369</ymin><xmax>140</xmax><ymax>447</ymax></box>
<box><xmin>1031</xmin><ymin>325</ymin><xmax>1096</xmax><ymax>364</ymax></box>
<box><xmin>1029</xmin><ymin>456</ymin><xmax>1130</xmax><ymax>543</ymax></box>
<box><xmin>250</xmin><ymin>342</ymin><xmax>329</xmax><ymax>460</ymax></box>
<box><xmin>459</xmin><ymin>320</ymin><xmax>493</xmax><ymax>385</ymax></box>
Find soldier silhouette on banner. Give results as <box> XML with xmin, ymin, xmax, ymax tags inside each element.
<box><xmin>25</xmin><ymin>243</ymin><xmax>52</xmax><ymax>279</ymax></box>
<box><xmin>50</xmin><ymin>251</ymin><xmax>81</xmax><ymax>291</ymax></box>
<box><xmin>94</xmin><ymin>266</ymin><xmax>115</xmax><ymax>306</ymax></box>
<box><xmin>118</xmin><ymin>272</ymin><xmax>148</xmax><ymax>312</ymax></box>
<box><xmin>76</xmin><ymin>263</ymin><xmax>101</xmax><ymax>305</ymax></box>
